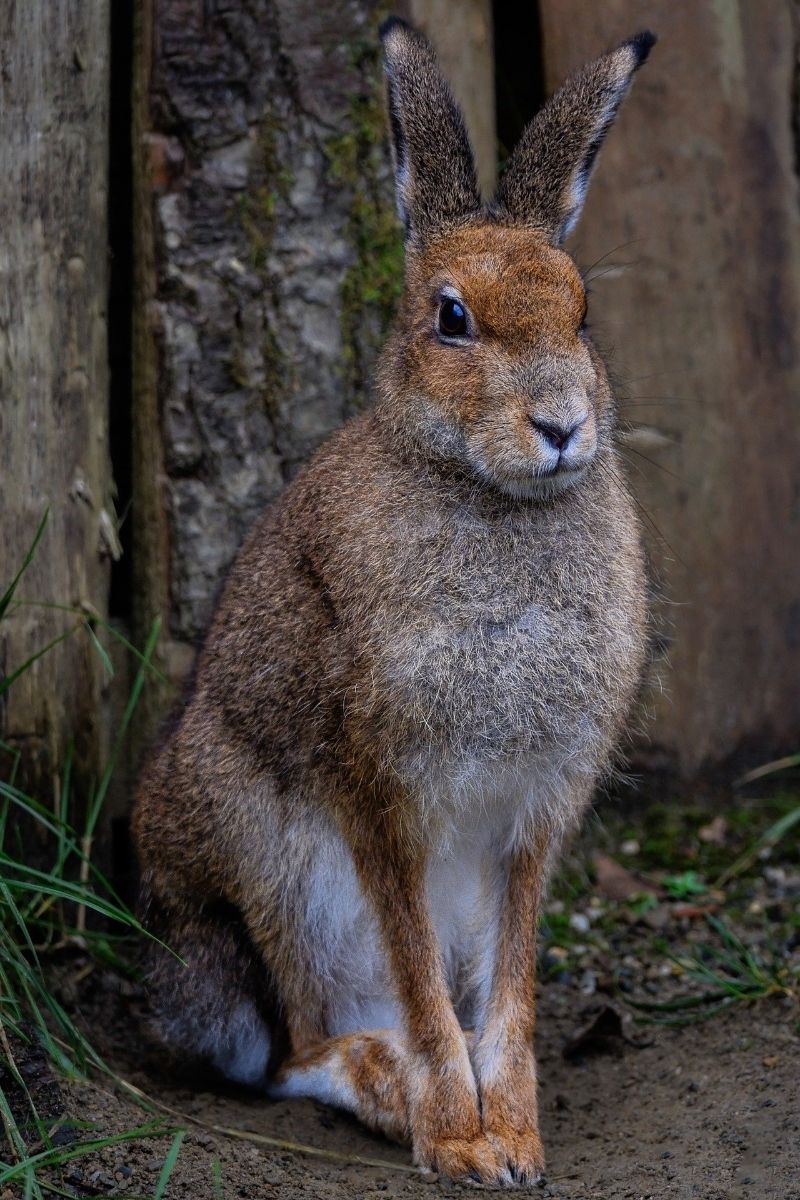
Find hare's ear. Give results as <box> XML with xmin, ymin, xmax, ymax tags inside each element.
<box><xmin>380</xmin><ymin>17</ymin><xmax>481</xmax><ymax>243</ymax></box>
<box><xmin>494</xmin><ymin>33</ymin><xmax>656</xmax><ymax>244</ymax></box>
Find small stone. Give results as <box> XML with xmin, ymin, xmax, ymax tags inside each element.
<box><xmin>763</xmin><ymin>1055</ymin><xmax>779</xmax><ymax>1069</ymax></box>
<box><xmin>569</xmin><ymin>912</ymin><xmax>590</xmax><ymax>934</ymax></box>
<box><xmin>621</xmin><ymin>839</ymin><xmax>640</xmax><ymax>855</ymax></box>
<box><xmin>579</xmin><ymin>969</ymin><xmax>597</xmax><ymax>995</ymax></box>
<box><xmin>146</xmin><ymin>1158</ymin><xmax>166</xmax><ymax>1172</ymax></box>
<box><xmin>641</xmin><ymin>904</ymin><xmax>670</xmax><ymax>931</ymax></box>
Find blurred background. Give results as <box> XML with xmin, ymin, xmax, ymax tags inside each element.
<box><xmin>2</xmin><ymin>9</ymin><xmax>800</xmax><ymax>1194</ymax></box>
<box><xmin>2</xmin><ymin>0</ymin><xmax>800</xmax><ymax>826</ymax></box>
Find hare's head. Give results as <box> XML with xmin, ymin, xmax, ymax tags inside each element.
<box><xmin>378</xmin><ymin>19</ymin><xmax>654</xmax><ymax>499</ymax></box>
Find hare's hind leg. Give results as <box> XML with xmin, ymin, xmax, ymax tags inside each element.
<box><xmin>141</xmin><ymin>892</ymin><xmax>277</xmax><ymax>1088</ymax></box>
<box><xmin>269</xmin><ymin>1030</ymin><xmax>412</xmax><ymax>1143</ymax></box>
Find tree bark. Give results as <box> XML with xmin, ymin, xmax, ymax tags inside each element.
<box><xmin>132</xmin><ymin>0</ymin><xmax>405</xmax><ymax>701</ymax></box>
<box><xmin>537</xmin><ymin>2</ymin><xmax>800</xmax><ymax>774</ymax></box>
<box><xmin>0</xmin><ymin>1</ymin><xmax>113</xmax><ymax>789</ymax></box>
<box><xmin>132</xmin><ymin>3</ymin><xmax>497</xmax><ymax>725</ymax></box>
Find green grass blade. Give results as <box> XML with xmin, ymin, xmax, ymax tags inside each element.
<box><xmin>735</xmin><ymin>754</ymin><xmax>800</xmax><ymax>785</ymax></box>
<box><xmin>154</xmin><ymin>1129</ymin><xmax>186</xmax><ymax>1199</ymax></box>
<box><xmin>0</xmin><ymin>1080</ymin><xmax>30</xmax><ymax>1164</ymax></box>
<box><xmin>85</xmin><ymin>617</ymin><xmax>161</xmax><ymax>838</ymax></box>
<box><xmin>717</xmin><ymin>803</ymin><xmax>800</xmax><ymax>886</ymax></box>
<box><xmin>84</xmin><ymin>622</ymin><xmax>114</xmax><ymax>679</ymax></box>
<box><xmin>0</xmin><ymin>738</ymin><xmax>22</xmax><ymax>789</ymax></box>
<box><xmin>627</xmin><ymin>989</ymin><xmax>732</xmax><ymax>1012</ymax></box>
<box><xmin>212</xmin><ymin>1155</ymin><xmax>224</xmax><ymax>1200</ymax></box>
<box><xmin>0</xmin><ymin>511</ymin><xmax>49</xmax><ymax>621</ymax></box>
<box><xmin>13</xmin><ymin>601</ymin><xmax>168</xmax><ymax>684</ymax></box>
<box><xmin>0</xmin><ymin>630</ymin><xmax>76</xmax><ymax>698</ymax></box>
<box><xmin>0</xmin><ymin>1124</ymin><xmax>175</xmax><ymax>1185</ymax></box>
<box><xmin>636</xmin><ymin>996</ymin><xmax>739</xmax><ymax>1027</ymax></box>
<box><xmin>0</xmin><ymin>877</ymin><xmax>41</xmax><ymax>969</ymax></box>
<box><xmin>0</xmin><ymin>857</ymin><xmax>147</xmax><ymax>929</ymax></box>
<box><xmin>53</xmin><ymin>744</ymin><xmax>74</xmax><ymax>879</ymax></box>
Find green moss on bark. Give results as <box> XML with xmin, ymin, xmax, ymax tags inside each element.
<box><xmin>326</xmin><ymin>47</ymin><xmax>404</xmax><ymax>408</ymax></box>
<box><xmin>236</xmin><ymin>116</ymin><xmax>291</xmax><ymax>272</ymax></box>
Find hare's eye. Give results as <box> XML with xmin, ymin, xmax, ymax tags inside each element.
<box><xmin>438</xmin><ymin>297</ymin><xmax>469</xmax><ymax>339</ymax></box>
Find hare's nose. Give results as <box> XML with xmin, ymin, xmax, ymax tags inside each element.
<box><xmin>530</xmin><ymin>417</ymin><xmax>583</xmax><ymax>452</ymax></box>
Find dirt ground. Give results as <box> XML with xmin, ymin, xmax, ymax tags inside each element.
<box><xmin>10</xmin><ymin>792</ymin><xmax>800</xmax><ymax>1200</ymax></box>
<box><xmin>55</xmin><ymin>984</ymin><xmax>798</xmax><ymax>1200</ymax></box>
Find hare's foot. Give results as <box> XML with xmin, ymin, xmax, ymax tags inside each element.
<box><xmin>411</xmin><ymin>1064</ymin><xmax>513</xmax><ymax>1185</ymax></box>
<box><xmin>271</xmin><ymin>1030</ymin><xmax>513</xmax><ymax>1184</ymax></box>
<box><xmin>416</xmin><ymin>1131</ymin><xmax>513</xmax><ymax>1186</ymax></box>
<box><xmin>269</xmin><ymin>1030</ymin><xmax>412</xmax><ymax>1143</ymax></box>
<box><xmin>478</xmin><ymin>1043</ymin><xmax>545</xmax><ymax>1185</ymax></box>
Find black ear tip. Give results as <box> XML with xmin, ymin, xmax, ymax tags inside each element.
<box><xmin>627</xmin><ymin>30</ymin><xmax>657</xmax><ymax>68</ymax></box>
<box><xmin>379</xmin><ymin>16</ymin><xmax>415</xmax><ymax>44</ymax></box>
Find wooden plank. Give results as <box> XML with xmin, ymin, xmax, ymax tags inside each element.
<box><xmin>410</xmin><ymin>0</ymin><xmax>496</xmax><ymax>194</ymax></box>
<box><xmin>0</xmin><ymin>1</ymin><xmax>113</xmax><ymax>788</ymax></box>
<box><xmin>537</xmin><ymin>3</ymin><xmax>800</xmax><ymax>773</ymax></box>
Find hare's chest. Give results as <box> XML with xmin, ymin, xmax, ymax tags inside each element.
<box><xmin>383</xmin><ymin>589</ymin><xmax>596</xmax><ymax>746</ymax></box>
<box><xmin>359</xmin><ymin>504</ymin><xmax>641</xmax><ymax>779</ymax></box>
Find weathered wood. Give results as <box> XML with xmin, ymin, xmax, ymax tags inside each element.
<box><xmin>132</xmin><ymin>0</ymin><xmax>418</xmax><ymax>681</ymax></box>
<box><xmin>538</xmin><ymin>3</ymin><xmax>800</xmax><ymax>772</ymax></box>
<box><xmin>0</xmin><ymin>1</ymin><xmax>113</xmax><ymax>788</ymax></box>
<box><xmin>132</xmin><ymin>2</ymin><xmax>497</xmax><ymax>704</ymax></box>
<box><xmin>410</xmin><ymin>1</ymin><xmax>496</xmax><ymax>194</ymax></box>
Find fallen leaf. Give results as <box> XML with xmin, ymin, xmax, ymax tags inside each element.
<box><xmin>563</xmin><ymin>1002</ymin><xmax>652</xmax><ymax>1059</ymax></box>
<box><xmin>763</xmin><ymin>1055</ymin><xmax>779</xmax><ymax>1069</ymax></box>
<box><xmin>698</xmin><ymin>815</ymin><xmax>728</xmax><ymax>845</ymax></box>
<box><xmin>592</xmin><ymin>852</ymin><xmax>657</xmax><ymax>902</ymax></box>
<box><xmin>671</xmin><ymin>902</ymin><xmax>721</xmax><ymax>920</ymax></box>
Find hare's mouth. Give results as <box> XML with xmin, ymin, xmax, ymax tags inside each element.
<box><xmin>477</xmin><ymin>458</ymin><xmax>591</xmax><ymax>501</ymax></box>
<box><xmin>542</xmin><ymin>459</ymin><xmax>583</xmax><ymax>477</ymax></box>
<box><xmin>542</xmin><ymin>457</ymin><xmax>591</xmax><ymax>484</ymax></box>
<box><xmin>533</xmin><ymin>460</ymin><xmax>590</xmax><ymax>493</ymax></box>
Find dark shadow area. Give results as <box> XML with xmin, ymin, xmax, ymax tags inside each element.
<box><xmin>108</xmin><ymin>0</ymin><xmax>134</xmax><ymax>620</ymax></box>
<box><xmin>492</xmin><ymin>0</ymin><xmax>546</xmax><ymax>166</ymax></box>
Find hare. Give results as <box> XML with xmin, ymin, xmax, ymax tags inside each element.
<box><xmin>132</xmin><ymin>18</ymin><xmax>654</xmax><ymax>1186</ymax></box>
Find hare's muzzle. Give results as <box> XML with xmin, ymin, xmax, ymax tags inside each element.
<box><xmin>529</xmin><ymin>416</ymin><xmax>585</xmax><ymax>453</ymax></box>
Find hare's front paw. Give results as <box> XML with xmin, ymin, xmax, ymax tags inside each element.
<box><xmin>412</xmin><ymin>1077</ymin><xmax>511</xmax><ymax>1184</ymax></box>
<box><xmin>485</xmin><ymin>1124</ymin><xmax>545</xmax><ymax>1186</ymax></box>
<box><xmin>479</xmin><ymin>1048</ymin><xmax>545</xmax><ymax>1185</ymax></box>
<box><xmin>418</xmin><ymin>1133</ymin><xmax>513</xmax><ymax>1185</ymax></box>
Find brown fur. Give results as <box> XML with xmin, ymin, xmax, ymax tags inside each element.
<box><xmin>132</xmin><ymin>19</ymin><xmax>655</xmax><ymax>1185</ymax></box>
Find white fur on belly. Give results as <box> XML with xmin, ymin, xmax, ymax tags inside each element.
<box><xmin>275</xmin><ymin>747</ymin><xmax>586</xmax><ymax>1043</ymax></box>
<box><xmin>312</xmin><ymin>756</ymin><xmax>571</xmax><ymax>1037</ymax></box>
